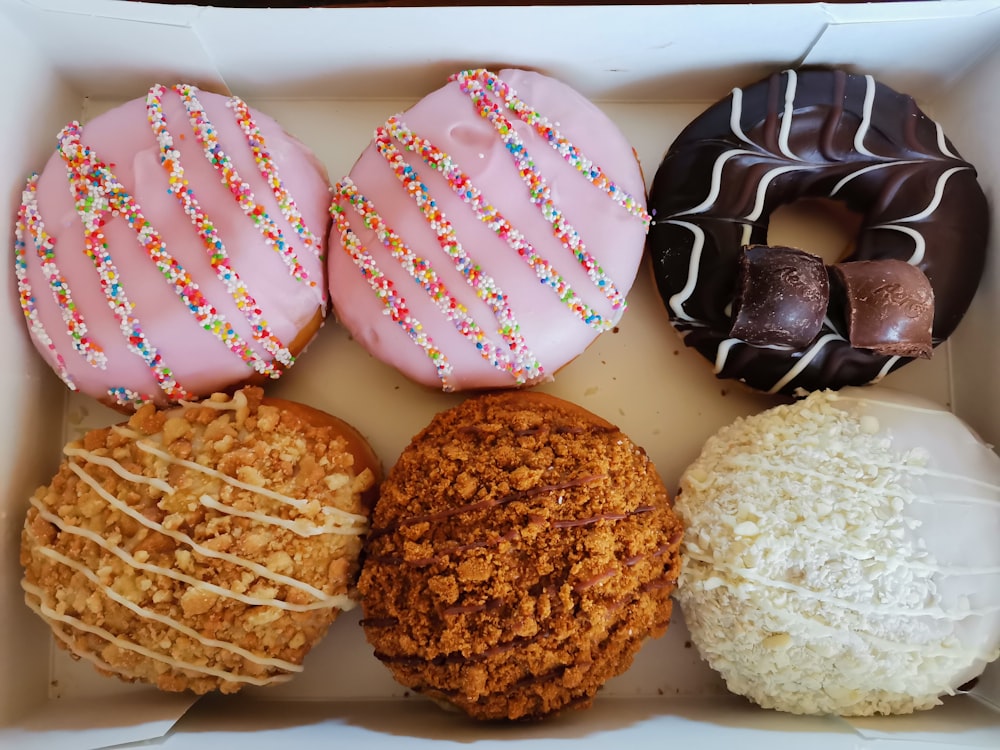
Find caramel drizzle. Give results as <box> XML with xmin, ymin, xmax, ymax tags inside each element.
<box><xmin>370</xmin><ymin>475</ymin><xmax>605</xmax><ymax>536</ymax></box>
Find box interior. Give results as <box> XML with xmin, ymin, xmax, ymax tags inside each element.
<box><xmin>2</xmin><ymin>1</ymin><xmax>1000</xmax><ymax>747</ymax></box>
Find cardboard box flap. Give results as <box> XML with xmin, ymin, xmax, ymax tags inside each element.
<box><xmin>7</xmin><ymin>1</ymin><xmax>1000</xmax><ymax>102</ymax></box>
<box><xmin>3</xmin><ymin>691</ymin><xmax>197</xmax><ymax>750</ymax></box>
<box><xmin>803</xmin><ymin>6</ymin><xmax>1000</xmax><ymax>98</ymax></box>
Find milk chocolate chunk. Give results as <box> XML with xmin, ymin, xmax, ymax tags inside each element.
<box><xmin>832</xmin><ymin>259</ymin><xmax>934</xmax><ymax>358</ymax></box>
<box><xmin>730</xmin><ymin>245</ymin><xmax>829</xmax><ymax>349</ymax></box>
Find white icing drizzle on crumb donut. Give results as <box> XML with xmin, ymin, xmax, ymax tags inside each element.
<box><xmin>676</xmin><ymin>388</ymin><xmax>1000</xmax><ymax>716</ymax></box>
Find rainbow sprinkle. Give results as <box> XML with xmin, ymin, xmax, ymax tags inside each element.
<box><xmin>371</xmin><ymin>129</ymin><xmax>541</xmax><ymax>377</ymax></box>
<box><xmin>336</xmin><ymin>178</ymin><xmax>541</xmax><ymax>384</ymax></box>
<box><xmin>173</xmin><ymin>84</ymin><xmax>318</xmax><ymax>293</ymax></box>
<box><xmin>13</xmin><ymin>177</ymin><xmax>78</xmax><ymax>390</ymax></box>
<box><xmin>227</xmin><ymin>94</ymin><xmax>323</xmax><ymax>261</ymax></box>
<box><xmin>385</xmin><ymin>116</ymin><xmax>617</xmax><ymax>329</ymax></box>
<box><xmin>452</xmin><ymin>69</ymin><xmax>651</xmax><ymax>227</ymax></box>
<box><xmin>331</xmin><ymin>201</ymin><xmax>454</xmax><ymax>389</ymax></box>
<box><xmin>58</xmin><ymin>121</ymin><xmax>190</xmax><ymax>400</ymax></box>
<box><xmin>146</xmin><ymin>84</ymin><xmax>293</xmax><ymax>372</ymax></box>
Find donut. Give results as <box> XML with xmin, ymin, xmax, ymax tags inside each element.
<box><xmin>647</xmin><ymin>68</ymin><xmax>989</xmax><ymax>394</ymax></box>
<box><xmin>675</xmin><ymin>387</ymin><xmax>1000</xmax><ymax>716</ymax></box>
<box><xmin>14</xmin><ymin>84</ymin><xmax>331</xmax><ymax>410</ymax></box>
<box><xmin>358</xmin><ymin>391</ymin><xmax>683</xmax><ymax>720</ymax></box>
<box><xmin>20</xmin><ymin>387</ymin><xmax>379</xmax><ymax>694</ymax></box>
<box><xmin>329</xmin><ymin>68</ymin><xmax>649</xmax><ymax>392</ymax></box>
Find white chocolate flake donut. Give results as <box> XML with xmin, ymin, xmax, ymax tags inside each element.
<box><xmin>675</xmin><ymin>387</ymin><xmax>1000</xmax><ymax>715</ymax></box>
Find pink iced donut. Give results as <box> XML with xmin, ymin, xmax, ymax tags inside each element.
<box><xmin>15</xmin><ymin>84</ymin><xmax>331</xmax><ymax>410</ymax></box>
<box><xmin>329</xmin><ymin>68</ymin><xmax>649</xmax><ymax>391</ymax></box>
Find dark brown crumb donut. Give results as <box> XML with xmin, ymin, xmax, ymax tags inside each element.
<box><xmin>20</xmin><ymin>387</ymin><xmax>379</xmax><ymax>694</ymax></box>
<box><xmin>359</xmin><ymin>391</ymin><xmax>683</xmax><ymax>720</ymax></box>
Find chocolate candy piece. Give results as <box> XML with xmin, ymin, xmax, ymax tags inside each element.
<box><xmin>730</xmin><ymin>245</ymin><xmax>829</xmax><ymax>349</ymax></box>
<box><xmin>832</xmin><ymin>260</ymin><xmax>934</xmax><ymax>359</ymax></box>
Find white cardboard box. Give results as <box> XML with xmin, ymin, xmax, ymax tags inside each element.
<box><xmin>2</xmin><ymin>1</ymin><xmax>1000</xmax><ymax>748</ymax></box>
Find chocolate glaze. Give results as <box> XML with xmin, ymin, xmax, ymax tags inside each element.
<box><xmin>832</xmin><ymin>260</ymin><xmax>934</xmax><ymax>359</ymax></box>
<box><xmin>647</xmin><ymin>68</ymin><xmax>990</xmax><ymax>394</ymax></box>
<box><xmin>730</xmin><ymin>245</ymin><xmax>829</xmax><ymax>349</ymax></box>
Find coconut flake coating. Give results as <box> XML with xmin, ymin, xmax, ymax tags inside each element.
<box><xmin>675</xmin><ymin>388</ymin><xmax>1000</xmax><ymax>716</ymax></box>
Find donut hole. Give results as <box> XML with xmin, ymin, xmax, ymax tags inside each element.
<box><xmin>767</xmin><ymin>198</ymin><xmax>864</xmax><ymax>265</ymax></box>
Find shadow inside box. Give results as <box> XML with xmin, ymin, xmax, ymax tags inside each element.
<box><xmin>168</xmin><ymin>693</ymin><xmax>855</xmax><ymax>745</ymax></box>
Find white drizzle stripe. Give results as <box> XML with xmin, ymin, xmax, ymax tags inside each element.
<box><xmin>935</xmin><ymin>121</ymin><xmax>959</xmax><ymax>160</ymax></box>
<box><xmin>33</xmin><ymin>545</ymin><xmax>303</xmax><ymax>673</ymax></box>
<box><xmin>676</xmin><ymin>149</ymin><xmax>758</xmax><ymax>215</ymax></box>
<box><xmin>714</xmin><ymin>338</ymin><xmax>742</xmax><ymax>375</ymax></box>
<box><xmin>21</xmin><ymin>581</ymin><xmax>292</xmax><ymax>687</ymax></box>
<box><xmin>854</xmin><ymin>74</ymin><xmax>878</xmax><ymax>157</ymax></box>
<box><xmin>911</xmin><ymin>493</ymin><xmax>1000</xmax><ymax>509</ymax></box>
<box><xmin>64</xmin><ymin>445</ymin><xmax>174</xmax><ymax>495</ymax></box>
<box><xmin>28</xmin><ymin>496</ymin><xmax>342</xmax><ymax>612</ymax></box>
<box><xmin>23</xmin><ymin>587</ymin><xmax>145</xmax><ymax>680</ymax></box>
<box><xmin>834</xmin><ymin>393</ymin><xmax>955</xmax><ymax>417</ymax></box>
<box><xmin>199</xmin><ymin>494</ymin><xmax>359</xmax><ymax>538</ymax></box>
<box><xmin>66</xmin><ymin>461</ymin><xmax>348</xmax><ymax>605</ymax></box>
<box><xmin>686</xmin><ymin>553</ymin><xmax>1000</xmax><ymax>621</ymax></box>
<box><xmin>120</xmin><ymin>432</ymin><xmax>368</xmax><ymax>527</ymax></box>
<box><xmin>664</xmin><ymin>220</ymin><xmax>705</xmax><ymax>321</ymax></box>
<box><xmin>892</xmin><ymin>166</ymin><xmax>969</xmax><ymax>223</ymax></box>
<box><xmin>724</xmin><ymin>454</ymin><xmax>1000</xmax><ymax>498</ymax></box>
<box><xmin>767</xmin><ymin>333</ymin><xmax>843</xmax><ymax>394</ymax></box>
<box><xmin>829</xmin><ymin>160</ymin><xmax>924</xmax><ymax>197</ymax></box>
<box><xmin>778</xmin><ymin>70</ymin><xmax>800</xmax><ymax>161</ymax></box>
<box><xmin>744</xmin><ymin>164</ymin><xmax>815</xmax><ymax>221</ymax></box>
<box><xmin>729</xmin><ymin>87</ymin><xmax>754</xmax><ymax>146</ymax></box>
<box><xmin>870</xmin><ymin>355</ymin><xmax>902</xmax><ymax>384</ymax></box>
<box><xmin>870</xmin><ymin>224</ymin><xmax>927</xmax><ymax>265</ymax></box>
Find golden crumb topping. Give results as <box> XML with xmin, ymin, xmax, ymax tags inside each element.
<box><xmin>21</xmin><ymin>387</ymin><xmax>375</xmax><ymax>694</ymax></box>
<box><xmin>360</xmin><ymin>391</ymin><xmax>683</xmax><ymax>720</ymax></box>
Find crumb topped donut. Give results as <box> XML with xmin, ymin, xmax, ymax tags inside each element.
<box><xmin>675</xmin><ymin>388</ymin><xmax>1000</xmax><ymax>715</ymax></box>
<box><xmin>20</xmin><ymin>387</ymin><xmax>379</xmax><ymax>694</ymax></box>
<box><xmin>647</xmin><ymin>68</ymin><xmax>989</xmax><ymax>394</ymax></box>
<box><xmin>15</xmin><ymin>84</ymin><xmax>331</xmax><ymax>410</ymax></box>
<box><xmin>359</xmin><ymin>391</ymin><xmax>682</xmax><ymax>720</ymax></box>
<box><xmin>329</xmin><ymin>68</ymin><xmax>649</xmax><ymax>391</ymax></box>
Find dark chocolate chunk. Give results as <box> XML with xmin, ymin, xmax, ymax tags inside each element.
<box><xmin>729</xmin><ymin>245</ymin><xmax>829</xmax><ymax>349</ymax></box>
<box><xmin>832</xmin><ymin>260</ymin><xmax>934</xmax><ymax>358</ymax></box>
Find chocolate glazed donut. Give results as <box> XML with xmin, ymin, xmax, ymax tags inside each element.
<box><xmin>647</xmin><ymin>68</ymin><xmax>990</xmax><ymax>395</ymax></box>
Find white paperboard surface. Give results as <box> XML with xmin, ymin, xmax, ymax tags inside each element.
<box><xmin>1</xmin><ymin>1</ymin><xmax>999</xmax><ymax>748</ymax></box>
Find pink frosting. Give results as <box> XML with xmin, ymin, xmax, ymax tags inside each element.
<box><xmin>328</xmin><ymin>69</ymin><xmax>649</xmax><ymax>391</ymax></box>
<box><xmin>15</xmin><ymin>85</ymin><xmax>331</xmax><ymax>408</ymax></box>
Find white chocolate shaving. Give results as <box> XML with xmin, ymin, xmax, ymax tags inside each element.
<box><xmin>676</xmin><ymin>388</ymin><xmax>1000</xmax><ymax>716</ymax></box>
